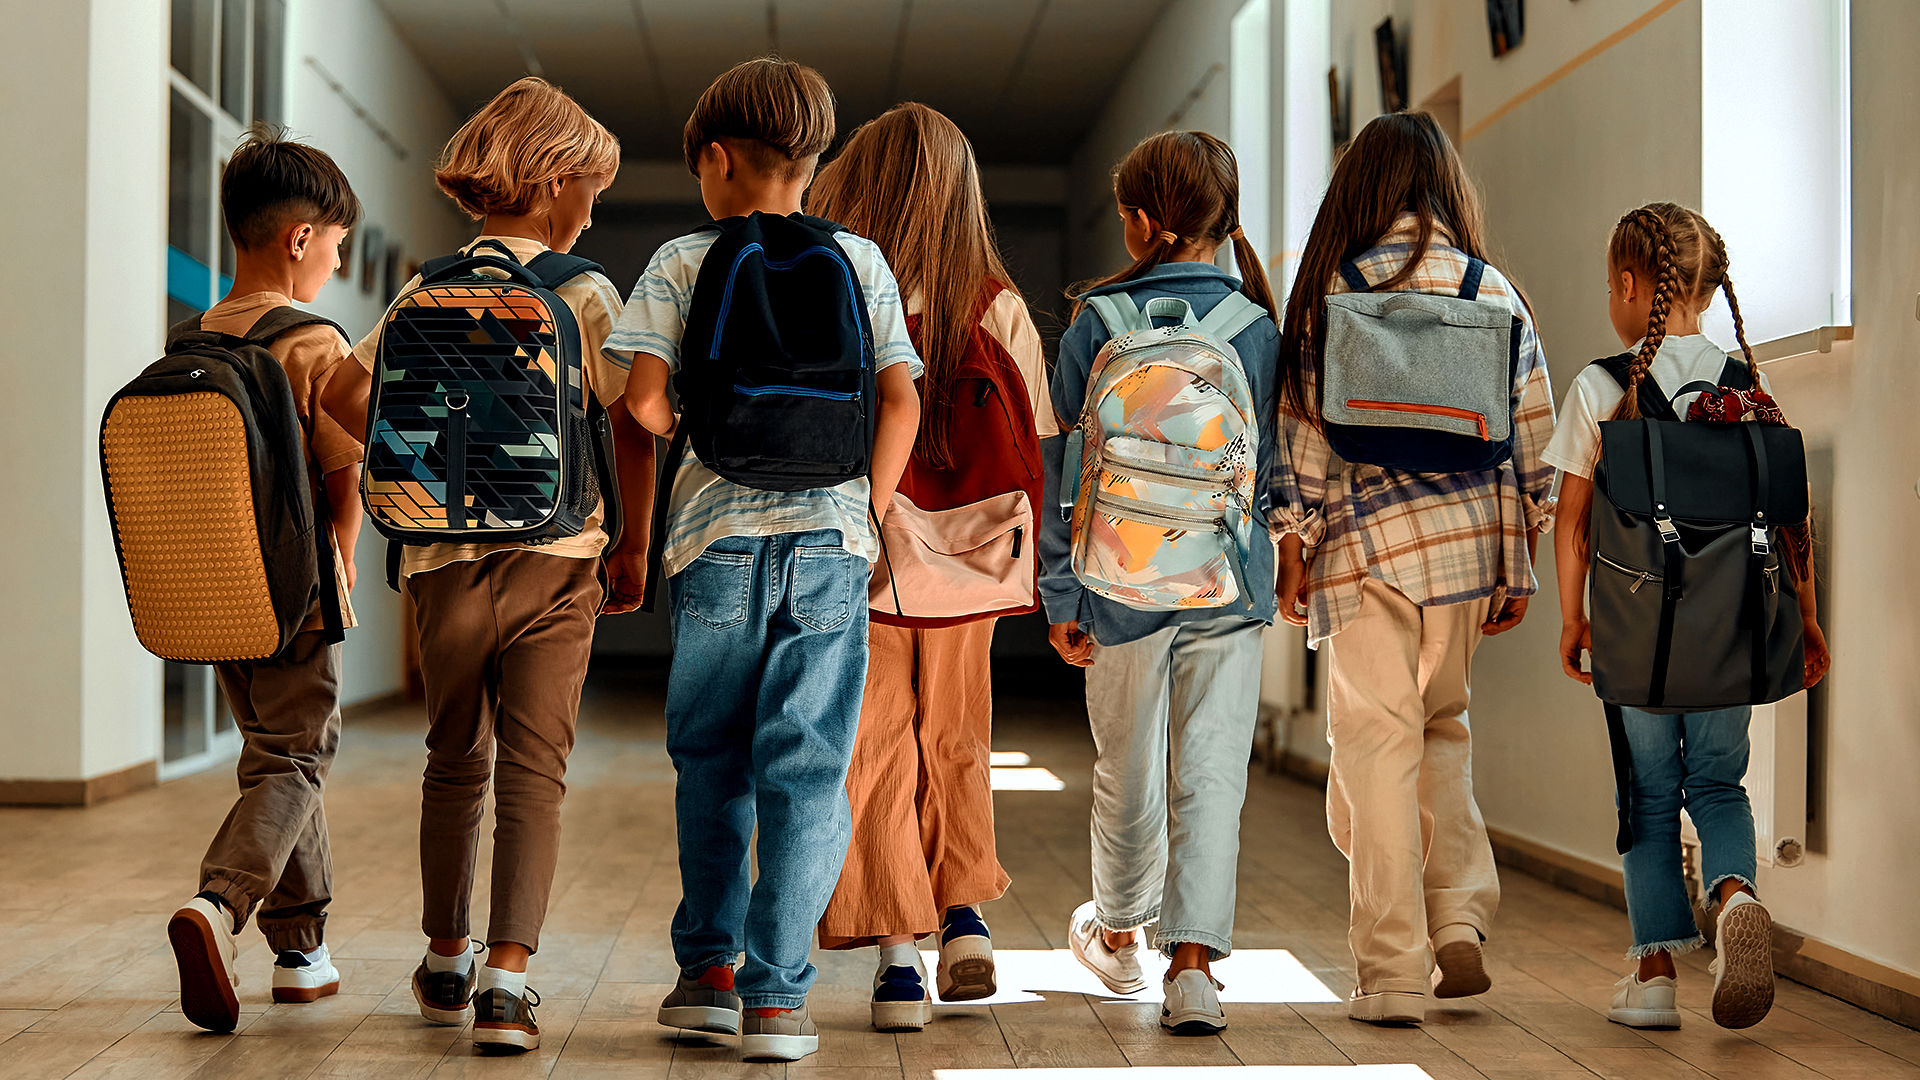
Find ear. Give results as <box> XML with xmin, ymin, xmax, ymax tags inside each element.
<box><xmin>287</xmin><ymin>222</ymin><xmax>315</xmax><ymax>261</ymax></box>
<box><xmin>702</xmin><ymin>141</ymin><xmax>734</xmax><ymax>181</ymax></box>
<box><xmin>1617</xmin><ymin>267</ymin><xmax>1639</xmax><ymax>303</ymax></box>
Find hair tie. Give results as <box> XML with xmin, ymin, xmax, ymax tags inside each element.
<box><xmin>1228</xmin><ymin>227</ymin><xmax>1245</xmax><ymax>241</ymax></box>
<box><xmin>1157</xmin><ymin>230</ymin><xmax>1179</xmax><ymax>246</ymax></box>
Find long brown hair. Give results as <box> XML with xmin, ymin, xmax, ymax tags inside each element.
<box><xmin>1606</xmin><ymin>202</ymin><xmax>1758</xmax><ymax>419</ymax></box>
<box><xmin>1069</xmin><ymin>130</ymin><xmax>1279</xmax><ymax>326</ymax></box>
<box><xmin>1279</xmin><ymin>111</ymin><xmax>1494</xmax><ymax>423</ymax></box>
<box><xmin>808</xmin><ymin>102</ymin><xmax>1019</xmax><ymax>469</ymax></box>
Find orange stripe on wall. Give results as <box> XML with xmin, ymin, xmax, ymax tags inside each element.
<box><xmin>1463</xmin><ymin>0</ymin><xmax>1688</xmax><ymax>142</ymax></box>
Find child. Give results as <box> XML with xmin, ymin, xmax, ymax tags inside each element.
<box><xmin>609</xmin><ymin>58</ymin><xmax>921</xmax><ymax>1063</ymax></box>
<box><xmin>808</xmin><ymin>102</ymin><xmax>1049</xmax><ymax>1028</ymax></box>
<box><xmin>1039</xmin><ymin>130</ymin><xmax>1281</xmax><ymax>1035</ymax></box>
<box><xmin>1545</xmin><ymin>202</ymin><xmax>1830</xmax><ymax>1031</ymax></box>
<box><xmin>166</xmin><ymin>125</ymin><xmax>363</xmax><ymax>1032</ymax></box>
<box><xmin>328</xmin><ymin>77</ymin><xmax>643</xmax><ymax>1053</ymax></box>
<box><xmin>1272</xmin><ymin>111</ymin><xmax>1554</xmax><ymax>1024</ymax></box>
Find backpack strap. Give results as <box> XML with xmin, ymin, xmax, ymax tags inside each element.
<box><xmin>1644</xmin><ymin>422</ymin><xmax>1684</xmax><ymax>708</ymax></box>
<box><xmin>1604</xmin><ymin>703</ymin><xmax>1637</xmax><ymax>854</ymax></box>
<box><xmin>639</xmin><ymin>424</ymin><xmax>690</xmax><ymax>614</ymax></box>
<box><xmin>242</xmin><ymin>306</ymin><xmax>345</xmax><ymax>346</ymax></box>
<box><xmin>526</xmin><ymin>251</ymin><xmax>603</xmax><ymax>291</ymax></box>
<box><xmin>1196</xmin><ymin>291</ymin><xmax>1267</xmax><ymax>342</ymax></box>
<box><xmin>1337</xmin><ymin>261</ymin><xmax>1372</xmax><ymax>292</ymax></box>
<box><xmin>1458</xmin><ymin>257</ymin><xmax>1487</xmax><ymax>300</ymax></box>
<box><xmin>1084</xmin><ymin>293</ymin><xmax>1148</xmax><ymax>336</ymax></box>
<box><xmin>1590</xmin><ymin>354</ymin><xmax>1681</xmax><ymax>423</ymax></box>
<box><xmin>311</xmin><ymin>490</ymin><xmax>345</xmax><ymax>647</ymax></box>
<box><xmin>1743</xmin><ymin>423</ymin><xmax>1773</xmax><ymax>703</ymax></box>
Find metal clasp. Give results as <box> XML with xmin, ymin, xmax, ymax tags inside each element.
<box><xmin>1751</xmin><ymin>522</ymin><xmax>1770</xmax><ymax>556</ymax></box>
<box><xmin>1654</xmin><ymin>504</ymin><xmax>1680</xmax><ymax>545</ymax></box>
<box><xmin>446</xmin><ymin>390</ymin><xmax>470</xmax><ymax>411</ymax></box>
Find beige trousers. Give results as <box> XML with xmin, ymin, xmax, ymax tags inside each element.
<box><xmin>1326</xmin><ymin>578</ymin><xmax>1501</xmax><ymax>995</ymax></box>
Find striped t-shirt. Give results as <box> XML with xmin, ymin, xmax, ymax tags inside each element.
<box><xmin>604</xmin><ymin>228</ymin><xmax>923</xmax><ymax>578</ymax></box>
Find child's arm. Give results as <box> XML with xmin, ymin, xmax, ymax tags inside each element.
<box><xmin>322</xmin><ymin>464</ymin><xmax>362</xmax><ymax>593</ymax></box>
<box><xmin>623</xmin><ymin>354</ymin><xmax>677</xmax><ymax>437</ymax></box>
<box><xmin>869</xmin><ymin>363</ymin><xmax>920</xmax><ymax>523</ymax></box>
<box><xmin>319</xmin><ymin>351</ymin><xmax>372</xmax><ymax>444</ymax></box>
<box><xmin>1555</xmin><ymin>473</ymin><xmax>1595</xmax><ymax>684</ymax></box>
<box><xmin>1793</xmin><ymin>550</ymin><xmax>1831</xmax><ymax>688</ymax></box>
<box><xmin>601</xmin><ymin>402</ymin><xmax>658</xmax><ymax>614</ymax></box>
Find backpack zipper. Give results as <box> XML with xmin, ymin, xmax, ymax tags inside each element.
<box><xmin>1103</xmin><ymin>450</ymin><xmax>1226</xmax><ymax>484</ymax></box>
<box><xmin>1343</xmin><ymin>399</ymin><xmax>1491</xmax><ymax>440</ymax></box>
<box><xmin>1093</xmin><ymin>490</ymin><xmax>1222</xmax><ymax>530</ymax></box>
<box><xmin>732</xmin><ymin>382</ymin><xmax>861</xmax><ymax>401</ymax></box>
<box><xmin>1595</xmin><ymin>551</ymin><xmax>1660</xmax><ymax>594</ymax></box>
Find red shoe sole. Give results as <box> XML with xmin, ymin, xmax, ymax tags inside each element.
<box><xmin>168</xmin><ymin>908</ymin><xmax>239</xmax><ymax>1032</ymax></box>
<box><xmin>272</xmin><ymin>980</ymin><xmax>339</xmax><ymax>1004</ymax></box>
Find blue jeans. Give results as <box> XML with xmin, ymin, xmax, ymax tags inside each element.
<box><xmin>665</xmin><ymin>529</ymin><xmax>870</xmax><ymax>1008</ymax></box>
<box><xmin>1618</xmin><ymin>706</ymin><xmax>1757</xmax><ymax>958</ymax></box>
<box><xmin>1085</xmin><ymin>618</ymin><xmax>1264</xmax><ymax>960</ymax></box>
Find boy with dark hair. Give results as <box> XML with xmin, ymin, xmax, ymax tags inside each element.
<box><xmin>611</xmin><ymin>56</ymin><xmax>922</xmax><ymax>1063</ymax></box>
<box><xmin>166</xmin><ymin>125</ymin><xmax>365</xmax><ymax>1032</ymax></box>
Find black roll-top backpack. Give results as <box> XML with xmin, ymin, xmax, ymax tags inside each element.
<box><xmin>641</xmin><ymin>211</ymin><xmax>877</xmax><ymax>610</ymax></box>
<box><xmin>100</xmin><ymin>308</ymin><xmax>346</xmax><ymax>662</ymax></box>
<box><xmin>1587</xmin><ymin>352</ymin><xmax>1809</xmax><ymax>853</ymax></box>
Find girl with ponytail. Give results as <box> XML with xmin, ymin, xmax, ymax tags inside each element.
<box><xmin>1039</xmin><ymin>130</ymin><xmax>1281</xmax><ymax>1036</ymax></box>
<box><xmin>1544</xmin><ymin>202</ymin><xmax>1829</xmax><ymax>1032</ymax></box>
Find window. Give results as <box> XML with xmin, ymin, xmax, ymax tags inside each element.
<box><xmin>1231</xmin><ymin>0</ymin><xmax>1272</xmax><ymax>266</ymax></box>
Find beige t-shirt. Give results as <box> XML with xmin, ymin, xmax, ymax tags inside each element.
<box><xmin>352</xmin><ymin>236</ymin><xmax>629</xmax><ymax>578</ymax></box>
<box><xmin>198</xmin><ymin>291</ymin><xmax>360</xmax><ymax>630</ymax></box>
<box><xmin>908</xmin><ymin>285</ymin><xmax>1059</xmax><ymax>439</ymax></box>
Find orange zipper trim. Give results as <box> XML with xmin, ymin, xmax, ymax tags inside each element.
<box><xmin>1344</xmin><ymin>399</ymin><xmax>1490</xmax><ymax>440</ymax></box>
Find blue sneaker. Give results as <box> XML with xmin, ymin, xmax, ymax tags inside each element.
<box><xmin>938</xmin><ymin>905</ymin><xmax>996</xmax><ymax>1002</ymax></box>
<box><xmin>871</xmin><ymin>949</ymin><xmax>932</xmax><ymax>1031</ymax></box>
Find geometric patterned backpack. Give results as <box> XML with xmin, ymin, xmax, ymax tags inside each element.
<box><xmin>362</xmin><ymin>240</ymin><xmax>621</xmax><ymax>588</ymax></box>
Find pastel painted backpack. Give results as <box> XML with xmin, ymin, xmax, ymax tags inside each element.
<box><xmin>1062</xmin><ymin>292</ymin><xmax>1267</xmax><ymax>610</ymax></box>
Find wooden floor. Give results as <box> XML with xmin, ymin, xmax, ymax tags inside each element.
<box><xmin>3</xmin><ymin>668</ymin><xmax>1918</xmax><ymax>1080</ymax></box>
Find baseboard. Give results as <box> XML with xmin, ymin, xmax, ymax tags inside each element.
<box><xmin>0</xmin><ymin>759</ymin><xmax>157</xmax><ymax>807</ymax></box>
<box><xmin>340</xmin><ymin>690</ymin><xmax>412</xmax><ymax>720</ymax></box>
<box><xmin>1485</xmin><ymin>826</ymin><xmax>1629</xmax><ymax>912</ymax></box>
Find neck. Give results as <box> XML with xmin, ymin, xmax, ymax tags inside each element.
<box><xmin>224</xmin><ymin>260</ymin><xmax>296</xmax><ymax>302</ymax></box>
<box><xmin>479</xmin><ymin>214</ymin><xmax>552</xmax><ymax>247</ymax></box>
<box><xmin>1164</xmin><ymin>243</ymin><xmax>1220</xmax><ymax>265</ymax></box>
<box><xmin>708</xmin><ymin>179</ymin><xmax>807</xmax><ymax>220</ymax></box>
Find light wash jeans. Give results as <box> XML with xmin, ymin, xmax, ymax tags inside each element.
<box><xmin>1085</xmin><ymin>617</ymin><xmax>1264</xmax><ymax>959</ymax></box>
<box><xmin>1618</xmin><ymin>705</ymin><xmax>1757</xmax><ymax>958</ymax></box>
<box><xmin>664</xmin><ymin>529</ymin><xmax>870</xmax><ymax>1008</ymax></box>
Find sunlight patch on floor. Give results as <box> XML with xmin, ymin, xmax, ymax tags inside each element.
<box><xmin>989</xmin><ymin>751</ymin><xmax>1032</xmax><ymax>766</ymax></box>
<box><xmin>922</xmin><ymin>948</ymin><xmax>1341</xmax><ymax>1005</ymax></box>
<box><xmin>934</xmin><ymin>1067</ymin><xmax>1436</xmax><ymax>1079</ymax></box>
<box><xmin>989</xmin><ymin>767</ymin><xmax>1066</xmax><ymax>791</ymax></box>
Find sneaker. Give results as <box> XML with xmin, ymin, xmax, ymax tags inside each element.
<box><xmin>412</xmin><ymin>946</ymin><xmax>479</xmax><ymax>1026</ymax></box>
<box><xmin>740</xmin><ymin>1004</ymin><xmax>819</xmax><ymax>1061</ymax></box>
<box><xmin>938</xmin><ymin>905</ymin><xmax>996</xmax><ymax>1002</ymax></box>
<box><xmin>872</xmin><ymin>951</ymin><xmax>932</xmax><ymax>1032</ymax></box>
<box><xmin>1347</xmin><ymin>990</ymin><xmax>1427</xmax><ymax>1024</ymax></box>
<box><xmin>1431</xmin><ymin>925</ymin><xmax>1492</xmax><ymax>999</ymax></box>
<box><xmin>271</xmin><ymin>944</ymin><xmax>341</xmax><ymax>1004</ymax></box>
<box><xmin>1160</xmin><ymin>968</ymin><xmax>1227</xmax><ymax>1034</ymax></box>
<box><xmin>658</xmin><ymin>965</ymin><xmax>743</xmax><ymax>1035</ymax></box>
<box><xmin>1711</xmin><ymin>892</ymin><xmax>1775</xmax><ymax>1029</ymax></box>
<box><xmin>472</xmin><ymin>985</ymin><xmax>541</xmax><ymax>1051</ymax></box>
<box><xmin>1608</xmin><ymin>972</ymin><xmax>1682</xmax><ymax>1028</ymax></box>
<box><xmin>168</xmin><ymin>894</ymin><xmax>240</xmax><ymax>1032</ymax></box>
<box><xmin>1067</xmin><ymin>900</ymin><xmax>1147</xmax><ymax>995</ymax></box>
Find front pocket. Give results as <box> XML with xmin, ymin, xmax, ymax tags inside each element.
<box><xmin>1595</xmin><ymin>551</ymin><xmax>1662</xmax><ymax>594</ymax></box>
<box><xmin>677</xmin><ymin>549</ymin><xmax>753</xmax><ymax>631</ymax></box>
<box><xmin>1344</xmin><ymin>399</ymin><xmax>1491</xmax><ymax>440</ymax></box>
<box><xmin>715</xmin><ymin>390</ymin><xmax>867</xmax><ymax>480</ymax></box>
<box><xmin>1092</xmin><ymin>491</ymin><xmax>1222</xmax><ymax>530</ymax></box>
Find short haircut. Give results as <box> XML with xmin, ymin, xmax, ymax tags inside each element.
<box><xmin>683</xmin><ymin>57</ymin><xmax>835</xmax><ymax>183</ymax></box>
<box><xmin>435</xmin><ymin>77</ymin><xmax>621</xmax><ymax>220</ymax></box>
<box><xmin>221</xmin><ymin>124</ymin><xmax>361</xmax><ymax>251</ymax></box>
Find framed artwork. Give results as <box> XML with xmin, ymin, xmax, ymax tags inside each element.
<box><xmin>1375</xmin><ymin>17</ymin><xmax>1408</xmax><ymax>114</ymax></box>
<box><xmin>336</xmin><ymin>229</ymin><xmax>353</xmax><ymax>282</ymax></box>
<box><xmin>383</xmin><ymin>243</ymin><xmax>404</xmax><ymax>305</ymax></box>
<box><xmin>358</xmin><ymin>225</ymin><xmax>383</xmax><ymax>294</ymax></box>
<box><xmin>1487</xmin><ymin>0</ymin><xmax>1525</xmax><ymax>57</ymax></box>
<box><xmin>1329</xmin><ymin>65</ymin><xmax>1351</xmax><ymax>148</ymax></box>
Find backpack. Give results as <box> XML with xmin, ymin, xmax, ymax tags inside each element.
<box><xmin>1587</xmin><ymin>353</ymin><xmax>1809</xmax><ymax>853</ymax></box>
<box><xmin>1320</xmin><ymin>256</ymin><xmax>1523</xmax><ymax>471</ymax></box>
<box><xmin>100</xmin><ymin>309</ymin><xmax>346</xmax><ymax>662</ymax></box>
<box><xmin>640</xmin><ymin>212</ymin><xmax>877</xmax><ymax>611</ymax></box>
<box><xmin>1061</xmin><ymin>291</ymin><xmax>1268</xmax><ymax>611</ymax></box>
<box><xmin>362</xmin><ymin>240</ymin><xmax>621</xmax><ymax>589</ymax></box>
<box><xmin>869</xmin><ymin>281</ymin><xmax>1042</xmax><ymax>628</ymax></box>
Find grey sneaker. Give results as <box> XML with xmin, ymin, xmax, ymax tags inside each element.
<box><xmin>740</xmin><ymin>1004</ymin><xmax>819</xmax><ymax>1061</ymax></box>
<box><xmin>472</xmin><ymin>985</ymin><xmax>540</xmax><ymax>1052</ymax></box>
<box><xmin>657</xmin><ymin>965</ymin><xmax>743</xmax><ymax>1035</ymax></box>
<box><xmin>1711</xmin><ymin>893</ymin><xmax>1775</xmax><ymax>1029</ymax></box>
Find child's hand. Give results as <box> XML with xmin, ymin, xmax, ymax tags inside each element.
<box><xmin>1049</xmin><ymin>620</ymin><xmax>1095</xmax><ymax>667</ymax></box>
<box><xmin>1559</xmin><ymin>618</ymin><xmax>1592</xmax><ymax>684</ymax></box>
<box><xmin>1277</xmin><ymin>537</ymin><xmax>1309</xmax><ymax>627</ymax></box>
<box><xmin>1483</xmin><ymin>596</ymin><xmax>1530</xmax><ymax>635</ymax></box>
<box><xmin>1803</xmin><ymin>617</ymin><xmax>1831</xmax><ymax>688</ymax></box>
<box><xmin>602</xmin><ymin>544</ymin><xmax>648</xmax><ymax>615</ymax></box>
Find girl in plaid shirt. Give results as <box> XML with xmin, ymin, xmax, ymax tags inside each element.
<box><xmin>1273</xmin><ymin>112</ymin><xmax>1555</xmax><ymax>1024</ymax></box>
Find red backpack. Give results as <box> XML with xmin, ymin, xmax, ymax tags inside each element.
<box><xmin>870</xmin><ymin>280</ymin><xmax>1043</xmax><ymax>628</ymax></box>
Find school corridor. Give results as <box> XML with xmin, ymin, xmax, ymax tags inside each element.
<box><xmin>5</xmin><ymin>0</ymin><xmax>1920</xmax><ymax>1077</ymax></box>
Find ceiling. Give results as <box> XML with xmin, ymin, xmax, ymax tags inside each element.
<box><xmin>373</xmin><ymin>0</ymin><xmax>1172</xmax><ymax>165</ymax></box>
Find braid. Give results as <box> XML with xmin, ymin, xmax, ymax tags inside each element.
<box><xmin>1702</xmin><ymin>222</ymin><xmax>1761</xmax><ymax>385</ymax></box>
<box><xmin>1614</xmin><ymin>207</ymin><xmax>1678</xmax><ymax>420</ymax></box>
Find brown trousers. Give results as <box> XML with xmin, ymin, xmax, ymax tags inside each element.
<box><xmin>818</xmin><ymin>619</ymin><xmax>1010</xmax><ymax>949</ymax></box>
<box><xmin>408</xmin><ymin>550</ymin><xmax>603</xmax><ymax>953</ymax></box>
<box><xmin>204</xmin><ymin>629</ymin><xmax>342</xmax><ymax>953</ymax></box>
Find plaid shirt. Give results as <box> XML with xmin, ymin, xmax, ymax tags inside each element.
<box><xmin>1272</xmin><ymin>215</ymin><xmax>1556</xmax><ymax>644</ymax></box>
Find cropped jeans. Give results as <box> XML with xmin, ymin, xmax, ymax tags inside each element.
<box><xmin>1085</xmin><ymin>617</ymin><xmax>1264</xmax><ymax>960</ymax></box>
<box><xmin>1618</xmin><ymin>706</ymin><xmax>1757</xmax><ymax>958</ymax></box>
<box><xmin>664</xmin><ymin>529</ymin><xmax>870</xmax><ymax>1008</ymax></box>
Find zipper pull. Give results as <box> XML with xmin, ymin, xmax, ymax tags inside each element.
<box><xmin>1010</xmin><ymin>526</ymin><xmax>1024</xmax><ymax>559</ymax></box>
<box><xmin>1630</xmin><ymin>572</ymin><xmax>1650</xmax><ymax>594</ymax></box>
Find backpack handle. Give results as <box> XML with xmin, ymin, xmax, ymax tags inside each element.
<box><xmin>1141</xmin><ymin>296</ymin><xmax>1197</xmax><ymax>327</ymax></box>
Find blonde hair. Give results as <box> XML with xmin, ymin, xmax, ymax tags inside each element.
<box><xmin>435</xmin><ymin>77</ymin><xmax>620</xmax><ymax>220</ymax></box>
<box><xmin>1607</xmin><ymin>202</ymin><xmax>1757</xmax><ymax>420</ymax></box>
<box><xmin>809</xmin><ymin>102</ymin><xmax>1020</xmax><ymax>469</ymax></box>
<box><xmin>683</xmin><ymin>57</ymin><xmax>835</xmax><ymax>183</ymax></box>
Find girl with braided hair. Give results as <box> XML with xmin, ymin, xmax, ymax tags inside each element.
<box><xmin>1543</xmin><ymin>202</ymin><xmax>1830</xmax><ymax>1031</ymax></box>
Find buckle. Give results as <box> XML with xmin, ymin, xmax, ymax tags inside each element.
<box><xmin>1655</xmin><ymin>513</ymin><xmax>1680</xmax><ymax>544</ymax></box>
<box><xmin>1751</xmin><ymin>524</ymin><xmax>1770</xmax><ymax>556</ymax></box>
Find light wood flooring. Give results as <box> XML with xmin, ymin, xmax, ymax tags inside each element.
<box><xmin>2</xmin><ymin>667</ymin><xmax>1917</xmax><ymax>1079</ymax></box>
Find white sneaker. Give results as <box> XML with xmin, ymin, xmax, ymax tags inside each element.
<box><xmin>871</xmin><ymin>945</ymin><xmax>933</xmax><ymax>1031</ymax></box>
<box><xmin>168</xmin><ymin>896</ymin><xmax>240</xmax><ymax>1032</ymax></box>
<box><xmin>1711</xmin><ymin>893</ymin><xmax>1775</xmax><ymax>1029</ymax></box>
<box><xmin>936</xmin><ymin>905</ymin><xmax>996</xmax><ymax>1002</ymax></box>
<box><xmin>1347</xmin><ymin>990</ymin><xmax>1427</xmax><ymax>1024</ymax></box>
<box><xmin>1160</xmin><ymin>968</ymin><xmax>1227</xmax><ymax>1033</ymax></box>
<box><xmin>272</xmin><ymin>943</ymin><xmax>341</xmax><ymax>1003</ymax></box>
<box><xmin>1608</xmin><ymin>972</ymin><xmax>1681</xmax><ymax>1028</ymax></box>
<box><xmin>1067</xmin><ymin>900</ymin><xmax>1147</xmax><ymax>995</ymax></box>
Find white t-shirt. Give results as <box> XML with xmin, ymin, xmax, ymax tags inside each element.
<box><xmin>1542</xmin><ymin>334</ymin><xmax>1772</xmax><ymax>479</ymax></box>
<box><xmin>908</xmin><ymin>286</ymin><xmax>1059</xmax><ymax>439</ymax></box>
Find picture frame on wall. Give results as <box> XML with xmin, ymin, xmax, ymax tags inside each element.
<box><xmin>1487</xmin><ymin>0</ymin><xmax>1525</xmax><ymax>57</ymax></box>
<box><xmin>336</xmin><ymin>229</ymin><xmax>353</xmax><ymax>282</ymax></box>
<box><xmin>359</xmin><ymin>225</ymin><xmax>383</xmax><ymax>294</ymax></box>
<box><xmin>383</xmin><ymin>243</ymin><xmax>404</xmax><ymax>305</ymax></box>
<box><xmin>1375</xmin><ymin>17</ymin><xmax>1409</xmax><ymax>114</ymax></box>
